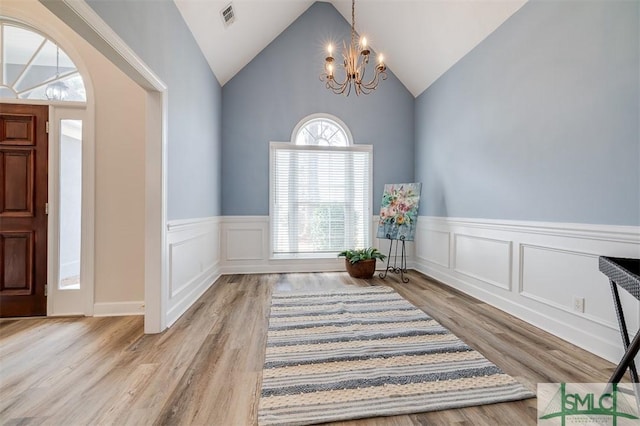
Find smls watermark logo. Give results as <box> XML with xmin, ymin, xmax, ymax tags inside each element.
<box><xmin>538</xmin><ymin>383</ymin><xmax>640</xmax><ymax>425</ymax></box>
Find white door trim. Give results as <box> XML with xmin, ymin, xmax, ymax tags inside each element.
<box><xmin>0</xmin><ymin>6</ymin><xmax>97</xmax><ymax>317</ymax></box>
<box><xmin>39</xmin><ymin>0</ymin><xmax>169</xmax><ymax>332</ymax></box>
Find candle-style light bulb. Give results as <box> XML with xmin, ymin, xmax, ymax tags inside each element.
<box><xmin>378</xmin><ymin>54</ymin><xmax>384</xmax><ymax>64</ymax></box>
<box><xmin>325</xmin><ymin>43</ymin><xmax>335</xmax><ymax>65</ymax></box>
<box><xmin>360</xmin><ymin>36</ymin><xmax>370</xmax><ymax>57</ymax></box>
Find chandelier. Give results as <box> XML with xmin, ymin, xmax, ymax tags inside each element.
<box><xmin>320</xmin><ymin>0</ymin><xmax>387</xmax><ymax>96</ymax></box>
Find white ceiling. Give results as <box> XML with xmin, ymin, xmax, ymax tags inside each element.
<box><xmin>174</xmin><ymin>0</ymin><xmax>527</xmax><ymax>97</ymax></box>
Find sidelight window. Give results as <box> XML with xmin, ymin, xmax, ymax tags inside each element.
<box><xmin>58</xmin><ymin>119</ymin><xmax>82</xmax><ymax>289</ymax></box>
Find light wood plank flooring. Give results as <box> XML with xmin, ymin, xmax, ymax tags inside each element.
<box><xmin>0</xmin><ymin>271</ymin><xmax>620</xmax><ymax>425</ymax></box>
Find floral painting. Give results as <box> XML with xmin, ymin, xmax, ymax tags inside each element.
<box><xmin>377</xmin><ymin>183</ymin><xmax>422</xmax><ymax>241</ymax></box>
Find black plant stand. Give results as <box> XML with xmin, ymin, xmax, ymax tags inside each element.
<box><xmin>379</xmin><ymin>235</ymin><xmax>409</xmax><ymax>283</ymax></box>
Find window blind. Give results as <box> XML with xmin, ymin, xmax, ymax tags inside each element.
<box><xmin>271</xmin><ymin>144</ymin><xmax>371</xmax><ymax>256</ymax></box>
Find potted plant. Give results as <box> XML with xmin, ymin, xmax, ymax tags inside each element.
<box><xmin>338</xmin><ymin>247</ymin><xmax>387</xmax><ymax>279</ymax></box>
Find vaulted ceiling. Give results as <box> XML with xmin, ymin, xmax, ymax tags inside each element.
<box><xmin>174</xmin><ymin>0</ymin><xmax>527</xmax><ymax>97</ymax></box>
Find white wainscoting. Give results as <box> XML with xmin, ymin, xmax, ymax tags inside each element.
<box><xmin>413</xmin><ymin>216</ymin><xmax>640</xmax><ymax>363</ymax></box>
<box><xmin>454</xmin><ymin>234</ymin><xmax>512</xmax><ymax>290</ymax></box>
<box><xmin>219</xmin><ymin>216</ymin><xmax>414</xmax><ymax>274</ymax></box>
<box><xmin>169</xmin><ymin>214</ymin><xmax>639</xmax><ymax>363</ymax></box>
<box><xmin>166</xmin><ymin>217</ymin><xmax>221</xmax><ymax>326</ymax></box>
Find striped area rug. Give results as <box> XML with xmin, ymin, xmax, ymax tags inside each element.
<box><xmin>258</xmin><ymin>286</ymin><xmax>535</xmax><ymax>425</ymax></box>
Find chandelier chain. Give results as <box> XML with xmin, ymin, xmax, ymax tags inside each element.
<box><xmin>55</xmin><ymin>46</ymin><xmax>60</xmax><ymax>77</ymax></box>
<box><xmin>351</xmin><ymin>0</ymin><xmax>356</xmax><ymax>46</ymax></box>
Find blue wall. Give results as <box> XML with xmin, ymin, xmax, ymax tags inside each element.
<box><xmin>414</xmin><ymin>0</ymin><xmax>639</xmax><ymax>225</ymax></box>
<box><xmin>87</xmin><ymin>0</ymin><xmax>222</xmax><ymax>220</ymax></box>
<box><xmin>221</xmin><ymin>2</ymin><xmax>414</xmax><ymax>216</ymax></box>
<box><xmin>87</xmin><ymin>0</ymin><xmax>638</xmax><ymax>226</ymax></box>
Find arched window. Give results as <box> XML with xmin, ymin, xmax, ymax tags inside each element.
<box><xmin>0</xmin><ymin>20</ymin><xmax>86</xmax><ymax>101</ymax></box>
<box><xmin>271</xmin><ymin>114</ymin><xmax>372</xmax><ymax>258</ymax></box>
<box><xmin>292</xmin><ymin>114</ymin><xmax>352</xmax><ymax>146</ymax></box>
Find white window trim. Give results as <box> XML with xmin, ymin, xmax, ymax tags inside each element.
<box><xmin>269</xmin><ymin>141</ymin><xmax>373</xmax><ymax>260</ymax></box>
<box><xmin>290</xmin><ymin>113</ymin><xmax>354</xmax><ymax>146</ymax></box>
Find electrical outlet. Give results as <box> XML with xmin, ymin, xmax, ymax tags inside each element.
<box><xmin>573</xmin><ymin>296</ymin><xmax>585</xmax><ymax>313</ymax></box>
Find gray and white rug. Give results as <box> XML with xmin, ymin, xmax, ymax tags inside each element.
<box><xmin>258</xmin><ymin>285</ymin><xmax>535</xmax><ymax>425</ymax></box>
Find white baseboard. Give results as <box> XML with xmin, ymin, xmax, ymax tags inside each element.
<box><xmin>166</xmin><ymin>217</ymin><xmax>221</xmax><ymax>327</ymax></box>
<box><xmin>413</xmin><ymin>216</ymin><xmax>640</xmax><ymax>363</ymax></box>
<box><xmin>166</xmin><ymin>263</ymin><xmax>220</xmax><ymax>326</ymax></box>
<box><xmin>93</xmin><ymin>301</ymin><xmax>145</xmax><ymax>316</ymax></box>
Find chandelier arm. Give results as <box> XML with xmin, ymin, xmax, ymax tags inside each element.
<box><xmin>364</xmin><ymin>72</ymin><xmax>380</xmax><ymax>90</ymax></box>
<box><xmin>327</xmin><ymin>83</ymin><xmax>343</xmax><ymax>95</ymax></box>
<box><xmin>360</xmin><ymin>69</ymin><xmax>385</xmax><ymax>92</ymax></box>
<box><xmin>359</xmin><ymin>78</ymin><xmax>373</xmax><ymax>95</ymax></box>
<box><xmin>358</xmin><ymin>59</ymin><xmax>369</xmax><ymax>84</ymax></box>
<box><xmin>329</xmin><ymin>74</ymin><xmax>349</xmax><ymax>89</ymax></box>
<box><xmin>321</xmin><ymin>73</ymin><xmax>351</xmax><ymax>95</ymax></box>
<box><xmin>324</xmin><ymin>80</ymin><xmax>344</xmax><ymax>93</ymax></box>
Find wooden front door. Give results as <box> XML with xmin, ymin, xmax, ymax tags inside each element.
<box><xmin>0</xmin><ymin>104</ymin><xmax>48</xmax><ymax>317</ymax></box>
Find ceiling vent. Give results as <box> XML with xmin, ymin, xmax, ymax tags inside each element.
<box><xmin>221</xmin><ymin>3</ymin><xmax>236</xmax><ymax>27</ymax></box>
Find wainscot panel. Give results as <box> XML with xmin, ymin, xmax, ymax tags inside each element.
<box><xmin>413</xmin><ymin>216</ymin><xmax>640</xmax><ymax>364</ymax></box>
<box><xmin>417</xmin><ymin>229</ymin><xmax>450</xmax><ymax>268</ymax></box>
<box><xmin>454</xmin><ymin>234</ymin><xmax>512</xmax><ymax>290</ymax></box>
<box><xmin>166</xmin><ymin>217</ymin><xmax>220</xmax><ymax>326</ymax></box>
<box><xmin>219</xmin><ymin>216</ymin><xmax>414</xmax><ymax>274</ymax></box>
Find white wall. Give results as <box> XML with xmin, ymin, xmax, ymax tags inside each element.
<box><xmin>3</xmin><ymin>0</ymin><xmax>146</xmax><ymax>314</ymax></box>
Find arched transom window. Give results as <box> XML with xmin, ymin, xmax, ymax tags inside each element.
<box><xmin>272</xmin><ymin>114</ymin><xmax>371</xmax><ymax>258</ymax></box>
<box><xmin>0</xmin><ymin>20</ymin><xmax>86</xmax><ymax>101</ymax></box>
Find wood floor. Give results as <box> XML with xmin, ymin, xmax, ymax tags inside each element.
<box><xmin>0</xmin><ymin>271</ymin><xmax>620</xmax><ymax>425</ymax></box>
